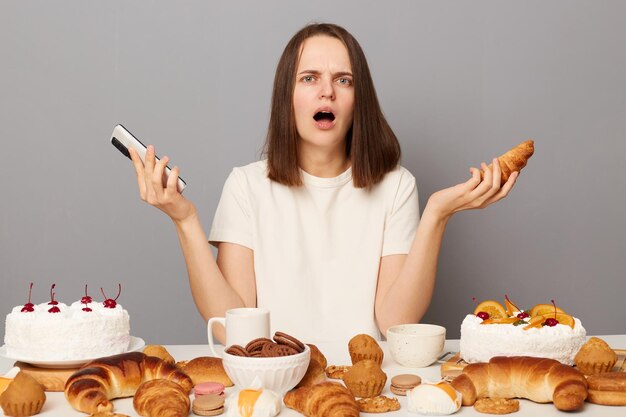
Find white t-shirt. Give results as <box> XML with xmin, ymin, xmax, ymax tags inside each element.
<box><xmin>209</xmin><ymin>160</ymin><xmax>419</xmax><ymax>342</ymax></box>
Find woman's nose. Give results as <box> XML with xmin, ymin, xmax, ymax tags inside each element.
<box><xmin>318</xmin><ymin>78</ymin><xmax>335</xmax><ymax>100</ymax></box>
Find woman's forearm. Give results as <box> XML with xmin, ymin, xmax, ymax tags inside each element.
<box><xmin>376</xmin><ymin>204</ymin><xmax>450</xmax><ymax>335</ymax></box>
<box><xmin>173</xmin><ymin>210</ymin><xmax>245</xmax><ymax>321</ymax></box>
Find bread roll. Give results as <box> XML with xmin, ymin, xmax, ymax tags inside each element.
<box><xmin>64</xmin><ymin>352</ymin><xmax>192</xmax><ymax>414</ymax></box>
<box><xmin>176</xmin><ymin>356</ymin><xmax>233</xmax><ymax>387</ymax></box>
<box><xmin>586</xmin><ymin>372</ymin><xmax>626</xmax><ymax>406</ymax></box>
<box><xmin>451</xmin><ymin>356</ymin><xmax>587</xmax><ymax>411</ymax></box>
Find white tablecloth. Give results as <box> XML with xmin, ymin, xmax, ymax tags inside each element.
<box><xmin>1</xmin><ymin>335</ymin><xmax>624</xmax><ymax>416</ymax></box>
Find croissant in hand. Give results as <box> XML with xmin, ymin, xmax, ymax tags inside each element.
<box><xmin>451</xmin><ymin>356</ymin><xmax>587</xmax><ymax>411</ymax></box>
<box><xmin>133</xmin><ymin>379</ymin><xmax>190</xmax><ymax>417</ymax></box>
<box><xmin>284</xmin><ymin>382</ymin><xmax>359</xmax><ymax>417</ymax></box>
<box><xmin>64</xmin><ymin>352</ymin><xmax>192</xmax><ymax>414</ymax></box>
<box><xmin>481</xmin><ymin>140</ymin><xmax>534</xmax><ymax>185</ymax></box>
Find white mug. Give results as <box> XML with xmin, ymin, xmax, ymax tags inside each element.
<box><xmin>207</xmin><ymin>307</ymin><xmax>270</xmax><ymax>357</ymax></box>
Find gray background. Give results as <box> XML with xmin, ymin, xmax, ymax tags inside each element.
<box><xmin>1</xmin><ymin>0</ymin><xmax>624</xmax><ymax>344</ymax></box>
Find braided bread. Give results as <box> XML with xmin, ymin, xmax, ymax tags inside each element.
<box><xmin>451</xmin><ymin>356</ymin><xmax>587</xmax><ymax>411</ymax></box>
<box><xmin>64</xmin><ymin>352</ymin><xmax>192</xmax><ymax>414</ymax></box>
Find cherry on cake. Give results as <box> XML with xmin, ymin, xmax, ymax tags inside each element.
<box><xmin>460</xmin><ymin>296</ymin><xmax>586</xmax><ymax>365</ymax></box>
<box><xmin>3</xmin><ymin>283</ymin><xmax>130</xmax><ymax>361</ymax></box>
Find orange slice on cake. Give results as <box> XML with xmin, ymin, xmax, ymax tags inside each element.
<box><xmin>530</xmin><ymin>304</ymin><xmax>565</xmax><ymax>317</ymax></box>
<box><xmin>504</xmin><ymin>296</ymin><xmax>520</xmax><ymax>316</ymax></box>
<box><xmin>553</xmin><ymin>313</ymin><xmax>575</xmax><ymax>328</ymax></box>
<box><xmin>474</xmin><ymin>300</ymin><xmax>507</xmax><ymax>319</ymax></box>
<box><xmin>480</xmin><ymin>317</ymin><xmax>519</xmax><ymax>325</ymax></box>
<box><xmin>523</xmin><ymin>315</ymin><xmax>545</xmax><ymax>330</ymax></box>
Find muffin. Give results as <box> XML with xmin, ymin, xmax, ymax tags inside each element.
<box><xmin>342</xmin><ymin>359</ymin><xmax>387</xmax><ymax>398</ymax></box>
<box><xmin>0</xmin><ymin>372</ymin><xmax>46</xmax><ymax>416</ymax></box>
<box><xmin>575</xmin><ymin>337</ymin><xmax>618</xmax><ymax>375</ymax></box>
<box><xmin>348</xmin><ymin>334</ymin><xmax>384</xmax><ymax>365</ymax></box>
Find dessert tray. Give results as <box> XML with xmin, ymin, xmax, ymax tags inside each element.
<box><xmin>0</xmin><ymin>336</ymin><xmax>145</xmax><ymax>369</ymax></box>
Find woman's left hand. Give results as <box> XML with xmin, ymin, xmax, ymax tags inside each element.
<box><xmin>426</xmin><ymin>158</ymin><xmax>518</xmax><ymax>220</ymax></box>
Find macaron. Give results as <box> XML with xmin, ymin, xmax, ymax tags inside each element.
<box><xmin>390</xmin><ymin>374</ymin><xmax>422</xmax><ymax>396</ymax></box>
<box><xmin>194</xmin><ymin>381</ymin><xmax>225</xmax><ymax>398</ymax></box>
<box><xmin>192</xmin><ymin>393</ymin><xmax>225</xmax><ymax>416</ymax></box>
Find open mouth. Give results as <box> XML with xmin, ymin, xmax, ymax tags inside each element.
<box><xmin>313</xmin><ymin>111</ymin><xmax>335</xmax><ymax>122</ymax></box>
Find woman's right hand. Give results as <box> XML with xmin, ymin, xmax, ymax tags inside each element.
<box><xmin>129</xmin><ymin>145</ymin><xmax>196</xmax><ymax>223</ymax></box>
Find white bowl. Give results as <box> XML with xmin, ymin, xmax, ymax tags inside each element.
<box><xmin>387</xmin><ymin>324</ymin><xmax>446</xmax><ymax>368</ymax></box>
<box><xmin>222</xmin><ymin>345</ymin><xmax>310</xmax><ymax>395</ymax></box>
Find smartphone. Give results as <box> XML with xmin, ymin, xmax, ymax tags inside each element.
<box><xmin>110</xmin><ymin>124</ymin><xmax>187</xmax><ymax>193</ymax></box>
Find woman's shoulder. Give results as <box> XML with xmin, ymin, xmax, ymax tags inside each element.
<box><xmin>224</xmin><ymin>160</ymin><xmax>270</xmax><ymax>192</ymax></box>
<box><xmin>229</xmin><ymin>159</ymin><xmax>268</xmax><ymax>179</ymax></box>
<box><xmin>379</xmin><ymin>164</ymin><xmax>416</xmax><ymax>187</ymax></box>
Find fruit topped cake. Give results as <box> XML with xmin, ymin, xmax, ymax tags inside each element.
<box><xmin>459</xmin><ymin>296</ymin><xmax>586</xmax><ymax>365</ymax></box>
<box><xmin>3</xmin><ymin>283</ymin><xmax>130</xmax><ymax>361</ymax></box>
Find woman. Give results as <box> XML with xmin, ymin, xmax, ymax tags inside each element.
<box><xmin>128</xmin><ymin>23</ymin><xmax>517</xmax><ymax>343</ymax></box>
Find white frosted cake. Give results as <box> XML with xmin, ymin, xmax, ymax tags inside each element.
<box><xmin>460</xmin><ymin>313</ymin><xmax>586</xmax><ymax>366</ymax></box>
<box><xmin>4</xmin><ymin>300</ymin><xmax>130</xmax><ymax>361</ymax></box>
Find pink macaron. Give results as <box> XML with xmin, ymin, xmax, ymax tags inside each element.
<box><xmin>194</xmin><ymin>382</ymin><xmax>225</xmax><ymax>398</ymax></box>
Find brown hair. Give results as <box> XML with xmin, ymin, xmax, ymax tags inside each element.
<box><xmin>264</xmin><ymin>23</ymin><xmax>401</xmax><ymax>188</ymax></box>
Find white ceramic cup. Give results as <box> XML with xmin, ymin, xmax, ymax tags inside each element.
<box><xmin>386</xmin><ymin>323</ymin><xmax>446</xmax><ymax>367</ymax></box>
<box><xmin>207</xmin><ymin>307</ymin><xmax>270</xmax><ymax>357</ymax></box>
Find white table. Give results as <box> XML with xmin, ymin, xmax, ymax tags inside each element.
<box><xmin>1</xmin><ymin>335</ymin><xmax>624</xmax><ymax>416</ymax></box>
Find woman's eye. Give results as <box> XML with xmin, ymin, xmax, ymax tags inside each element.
<box><xmin>302</xmin><ymin>75</ymin><xmax>314</xmax><ymax>83</ymax></box>
<box><xmin>337</xmin><ymin>78</ymin><xmax>352</xmax><ymax>86</ymax></box>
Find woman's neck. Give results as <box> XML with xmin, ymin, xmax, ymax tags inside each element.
<box><xmin>298</xmin><ymin>146</ymin><xmax>350</xmax><ymax>178</ymax></box>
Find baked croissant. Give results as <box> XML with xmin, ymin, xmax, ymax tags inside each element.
<box><xmin>133</xmin><ymin>379</ymin><xmax>190</xmax><ymax>417</ymax></box>
<box><xmin>64</xmin><ymin>352</ymin><xmax>192</xmax><ymax>414</ymax></box>
<box><xmin>451</xmin><ymin>356</ymin><xmax>587</xmax><ymax>411</ymax></box>
<box><xmin>284</xmin><ymin>382</ymin><xmax>359</xmax><ymax>417</ymax></box>
<box><xmin>482</xmin><ymin>140</ymin><xmax>534</xmax><ymax>185</ymax></box>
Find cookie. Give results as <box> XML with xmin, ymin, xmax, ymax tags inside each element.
<box><xmin>192</xmin><ymin>393</ymin><xmax>225</xmax><ymax>416</ymax></box>
<box><xmin>474</xmin><ymin>398</ymin><xmax>520</xmax><ymax>414</ymax></box>
<box><xmin>225</xmin><ymin>345</ymin><xmax>249</xmax><ymax>357</ymax></box>
<box><xmin>325</xmin><ymin>365</ymin><xmax>351</xmax><ymax>380</ymax></box>
<box><xmin>273</xmin><ymin>331</ymin><xmax>305</xmax><ymax>353</ymax></box>
<box><xmin>357</xmin><ymin>395</ymin><xmax>401</xmax><ymax>413</ymax></box>
<box><xmin>261</xmin><ymin>342</ymin><xmax>278</xmax><ymax>357</ymax></box>
<box><xmin>245</xmin><ymin>338</ymin><xmax>273</xmax><ymax>353</ymax></box>
<box><xmin>390</xmin><ymin>374</ymin><xmax>421</xmax><ymax>396</ymax></box>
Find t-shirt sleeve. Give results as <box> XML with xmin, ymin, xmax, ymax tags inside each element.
<box><xmin>208</xmin><ymin>168</ymin><xmax>254</xmax><ymax>250</ymax></box>
<box><xmin>381</xmin><ymin>169</ymin><xmax>420</xmax><ymax>256</ymax></box>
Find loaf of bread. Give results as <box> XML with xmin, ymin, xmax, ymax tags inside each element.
<box><xmin>64</xmin><ymin>352</ymin><xmax>192</xmax><ymax>414</ymax></box>
<box><xmin>451</xmin><ymin>356</ymin><xmax>587</xmax><ymax>411</ymax></box>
